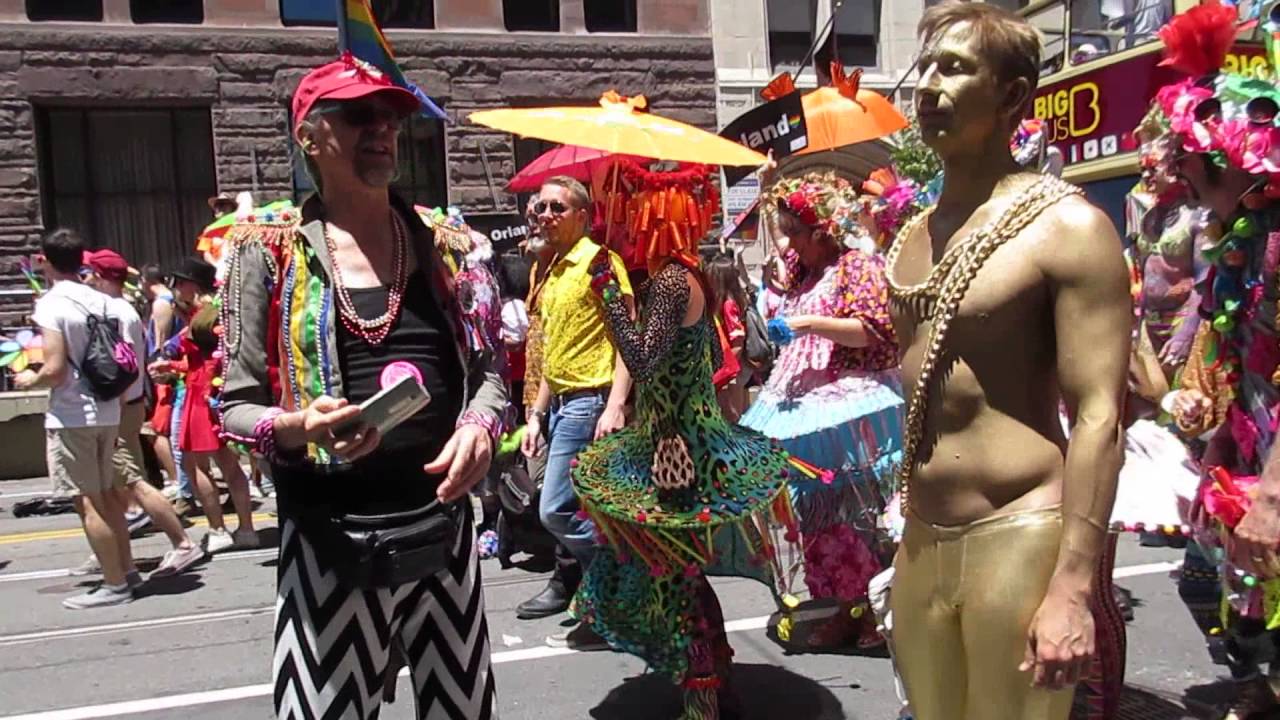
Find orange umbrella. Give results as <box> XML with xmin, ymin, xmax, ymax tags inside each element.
<box><xmin>762</xmin><ymin>63</ymin><xmax>908</xmax><ymax>154</ymax></box>
<box><xmin>469</xmin><ymin>91</ymin><xmax>767</xmax><ymax>167</ymax></box>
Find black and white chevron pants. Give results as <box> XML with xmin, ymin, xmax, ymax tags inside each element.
<box><xmin>273</xmin><ymin>518</ymin><xmax>497</xmax><ymax>719</ymax></box>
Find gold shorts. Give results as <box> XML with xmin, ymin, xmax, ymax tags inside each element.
<box><xmin>890</xmin><ymin>506</ymin><xmax>1073</xmax><ymax>720</ymax></box>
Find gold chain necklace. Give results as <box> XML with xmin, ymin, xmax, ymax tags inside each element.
<box><xmin>890</xmin><ymin>175</ymin><xmax>1082</xmax><ymax>511</ymax></box>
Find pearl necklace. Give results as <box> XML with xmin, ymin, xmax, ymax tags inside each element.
<box><xmin>325</xmin><ymin>211</ymin><xmax>409</xmax><ymax>346</ymax></box>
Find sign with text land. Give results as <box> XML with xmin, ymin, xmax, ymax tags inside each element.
<box><xmin>721</xmin><ymin>91</ymin><xmax>808</xmax><ymax>186</ymax></box>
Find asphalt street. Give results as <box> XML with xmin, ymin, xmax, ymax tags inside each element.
<box><xmin>0</xmin><ymin>474</ymin><xmax>1247</xmax><ymax>720</ymax></box>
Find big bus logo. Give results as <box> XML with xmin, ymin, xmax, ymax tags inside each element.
<box><xmin>1033</xmin><ymin>82</ymin><xmax>1101</xmax><ymax>142</ymax></box>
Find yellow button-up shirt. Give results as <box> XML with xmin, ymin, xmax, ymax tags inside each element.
<box><xmin>540</xmin><ymin>236</ymin><xmax>633</xmax><ymax>395</ymax></box>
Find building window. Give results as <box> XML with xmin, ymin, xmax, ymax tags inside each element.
<box><xmin>512</xmin><ymin>136</ymin><xmax>556</xmax><ymax>210</ymax></box>
<box><xmin>834</xmin><ymin>0</ymin><xmax>879</xmax><ymax>67</ymax></box>
<box><xmin>767</xmin><ymin>0</ymin><xmax>815</xmax><ymax>72</ymax></box>
<box><xmin>504</xmin><ymin>0</ymin><xmax>558</xmax><ymax>31</ymax></box>
<box><xmin>584</xmin><ymin>0</ymin><xmax>636</xmax><ymax>32</ymax></box>
<box><xmin>36</xmin><ymin>108</ymin><xmax>217</xmax><ymax>270</ymax></box>
<box><xmin>131</xmin><ymin>0</ymin><xmax>203</xmax><ymax>24</ymax></box>
<box><xmin>292</xmin><ymin>116</ymin><xmax>448</xmax><ymax>209</ymax></box>
<box><xmin>281</xmin><ymin>0</ymin><xmax>435</xmax><ymax>28</ymax></box>
<box><xmin>27</xmin><ymin>0</ymin><xmax>102</xmax><ymax>21</ymax></box>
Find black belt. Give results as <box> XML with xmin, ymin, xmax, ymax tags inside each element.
<box><xmin>554</xmin><ymin>387</ymin><xmax>608</xmax><ymax>405</ymax></box>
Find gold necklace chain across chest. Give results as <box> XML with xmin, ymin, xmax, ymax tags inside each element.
<box><xmin>885</xmin><ymin>178</ymin><xmax>1069</xmax><ymax>313</ymax></box>
<box><xmin>325</xmin><ymin>211</ymin><xmax>409</xmax><ymax>346</ymax></box>
<box><xmin>889</xmin><ymin>175</ymin><xmax>1083</xmax><ymax>512</ymax></box>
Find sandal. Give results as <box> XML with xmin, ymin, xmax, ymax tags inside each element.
<box><xmin>806</xmin><ymin>604</ymin><xmax>885</xmax><ymax>651</ymax></box>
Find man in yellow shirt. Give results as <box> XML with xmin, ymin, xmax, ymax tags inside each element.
<box><xmin>520</xmin><ymin>177</ymin><xmax>633</xmax><ymax>639</ymax></box>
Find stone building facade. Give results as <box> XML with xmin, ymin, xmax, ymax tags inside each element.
<box><xmin>0</xmin><ymin>0</ymin><xmax>714</xmax><ymax>323</ymax></box>
<box><xmin>708</xmin><ymin>0</ymin><xmax>920</xmax><ymax>270</ymax></box>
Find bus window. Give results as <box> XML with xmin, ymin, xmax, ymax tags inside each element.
<box><xmin>1024</xmin><ymin>2</ymin><xmax>1067</xmax><ymax>75</ymax></box>
<box><xmin>1078</xmin><ymin>0</ymin><xmax>1172</xmax><ymax>56</ymax></box>
<box><xmin>1021</xmin><ymin>0</ymin><xmax>1173</xmax><ymax>74</ymax></box>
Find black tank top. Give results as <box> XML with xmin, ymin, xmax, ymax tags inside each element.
<box><xmin>277</xmin><ymin>267</ymin><xmax>464</xmax><ymax>517</ymax></box>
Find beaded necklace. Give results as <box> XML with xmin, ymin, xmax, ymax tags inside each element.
<box><xmin>324</xmin><ymin>211</ymin><xmax>409</xmax><ymax>346</ymax></box>
<box><xmin>887</xmin><ymin>175</ymin><xmax>1082</xmax><ymax>511</ymax></box>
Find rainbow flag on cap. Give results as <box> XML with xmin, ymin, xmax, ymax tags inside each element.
<box><xmin>337</xmin><ymin>0</ymin><xmax>447</xmax><ymax>120</ymax></box>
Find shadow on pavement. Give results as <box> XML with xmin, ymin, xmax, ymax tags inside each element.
<box><xmin>1182</xmin><ymin>679</ymin><xmax>1280</xmax><ymax>719</ymax></box>
<box><xmin>253</xmin><ymin>526</ymin><xmax>281</xmax><ymax>549</ymax></box>
<box><xmin>137</xmin><ymin>573</ymin><xmax>206</xmax><ymax>597</ymax></box>
<box><xmin>590</xmin><ymin>663</ymin><xmax>844</xmax><ymax>719</ymax></box>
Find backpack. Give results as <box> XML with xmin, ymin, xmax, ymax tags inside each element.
<box><xmin>742</xmin><ymin>302</ymin><xmax>774</xmax><ymax>369</ymax></box>
<box><xmin>70</xmin><ymin>298</ymin><xmax>140</xmax><ymax>401</ymax></box>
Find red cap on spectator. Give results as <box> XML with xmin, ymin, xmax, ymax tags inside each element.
<box><xmin>291</xmin><ymin>52</ymin><xmax>418</xmax><ymax>136</ymax></box>
<box><xmin>83</xmin><ymin>249</ymin><xmax>129</xmax><ymax>283</ymax></box>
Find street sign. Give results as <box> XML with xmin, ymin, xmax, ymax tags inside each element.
<box><xmin>722</xmin><ymin>176</ymin><xmax>760</xmax><ymax>240</ymax></box>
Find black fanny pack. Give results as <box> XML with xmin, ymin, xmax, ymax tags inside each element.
<box><xmin>312</xmin><ymin>500</ymin><xmax>466</xmax><ymax>589</ymax></box>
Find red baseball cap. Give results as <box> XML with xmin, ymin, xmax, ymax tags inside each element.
<box><xmin>83</xmin><ymin>249</ymin><xmax>129</xmax><ymax>283</ymax></box>
<box><xmin>291</xmin><ymin>53</ymin><xmax>419</xmax><ymax>136</ymax></box>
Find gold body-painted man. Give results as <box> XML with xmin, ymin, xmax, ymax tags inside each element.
<box><xmin>884</xmin><ymin>4</ymin><xmax>1131</xmax><ymax>719</ymax></box>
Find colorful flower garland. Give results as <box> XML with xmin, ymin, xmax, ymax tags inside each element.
<box><xmin>766</xmin><ymin>171</ymin><xmax>864</xmax><ymax>241</ymax></box>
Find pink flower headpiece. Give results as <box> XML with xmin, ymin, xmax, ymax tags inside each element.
<box><xmin>768</xmin><ymin>172</ymin><xmax>862</xmax><ymax>239</ymax></box>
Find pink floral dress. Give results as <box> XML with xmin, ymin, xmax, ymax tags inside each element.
<box><xmin>742</xmin><ymin>249</ymin><xmax>905</xmax><ymax>605</ymax></box>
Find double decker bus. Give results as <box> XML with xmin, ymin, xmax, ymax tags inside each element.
<box><xmin>1014</xmin><ymin>0</ymin><xmax>1269</xmax><ymax>230</ymax></box>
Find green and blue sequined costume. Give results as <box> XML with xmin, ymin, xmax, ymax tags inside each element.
<box><xmin>570</xmin><ymin>260</ymin><xmax>800</xmax><ymax>704</ymax></box>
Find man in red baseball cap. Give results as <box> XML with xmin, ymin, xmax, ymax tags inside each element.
<box><xmin>219</xmin><ymin>54</ymin><xmax>503</xmax><ymax>719</ymax></box>
<box><xmin>291</xmin><ymin>53</ymin><xmax>420</xmax><ymax>194</ymax></box>
<box><xmin>82</xmin><ymin>249</ymin><xmax>129</xmax><ymax>284</ymax></box>
<box><xmin>83</xmin><ymin>248</ymin><xmax>206</xmax><ymax>581</ymax></box>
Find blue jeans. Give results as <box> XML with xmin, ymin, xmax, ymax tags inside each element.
<box><xmin>538</xmin><ymin>392</ymin><xmax>605</xmax><ymax>567</ymax></box>
<box><xmin>170</xmin><ymin>381</ymin><xmax>194</xmax><ymax>500</ymax></box>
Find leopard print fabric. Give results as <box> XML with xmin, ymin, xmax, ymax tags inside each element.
<box><xmin>602</xmin><ymin>261</ymin><xmax>693</xmax><ymax>383</ymax></box>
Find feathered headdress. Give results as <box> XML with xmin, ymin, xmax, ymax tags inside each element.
<box><xmin>1157</xmin><ymin>1</ymin><xmax>1238</xmax><ymax>77</ymax></box>
<box><xmin>1142</xmin><ymin>2</ymin><xmax>1280</xmax><ymax>189</ymax></box>
<box><xmin>861</xmin><ymin>167</ymin><xmax>922</xmax><ymax>245</ymax></box>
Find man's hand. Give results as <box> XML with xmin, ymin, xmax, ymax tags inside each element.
<box><xmin>521</xmin><ymin>415</ymin><xmax>545</xmax><ymax>458</ymax></box>
<box><xmin>1230</xmin><ymin>493</ymin><xmax>1280</xmax><ymax>579</ymax></box>
<box><xmin>1020</xmin><ymin>587</ymin><xmax>1095</xmax><ymax>690</ymax></box>
<box><xmin>594</xmin><ymin>403</ymin><xmax>626</xmax><ymax>440</ymax></box>
<box><xmin>426</xmin><ymin>424</ymin><xmax>493</xmax><ymax>503</ymax></box>
<box><xmin>273</xmin><ymin>395</ymin><xmax>380</xmax><ymax>461</ymax></box>
<box><xmin>12</xmin><ymin>369</ymin><xmax>38</xmax><ymax>390</ymax></box>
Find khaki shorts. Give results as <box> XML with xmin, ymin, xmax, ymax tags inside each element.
<box><xmin>47</xmin><ymin>425</ymin><xmax>121</xmax><ymax>498</ymax></box>
<box><xmin>113</xmin><ymin>400</ymin><xmax>147</xmax><ymax>487</ymax></box>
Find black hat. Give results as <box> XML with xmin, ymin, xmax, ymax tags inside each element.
<box><xmin>171</xmin><ymin>256</ymin><xmax>216</xmax><ymax>293</ymax></box>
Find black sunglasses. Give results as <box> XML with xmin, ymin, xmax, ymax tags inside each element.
<box><xmin>534</xmin><ymin>200</ymin><xmax>571</xmax><ymax>215</ymax></box>
<box><xmin>318</xmin><ymin>101</ymin><xmax>408</xmax><ymax>129</ymax></box>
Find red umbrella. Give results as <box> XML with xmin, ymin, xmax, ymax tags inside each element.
<box><xmin>506</xmin><ymin>144</ymin><xmax>643</xmax><ymax>192</ymax></box>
